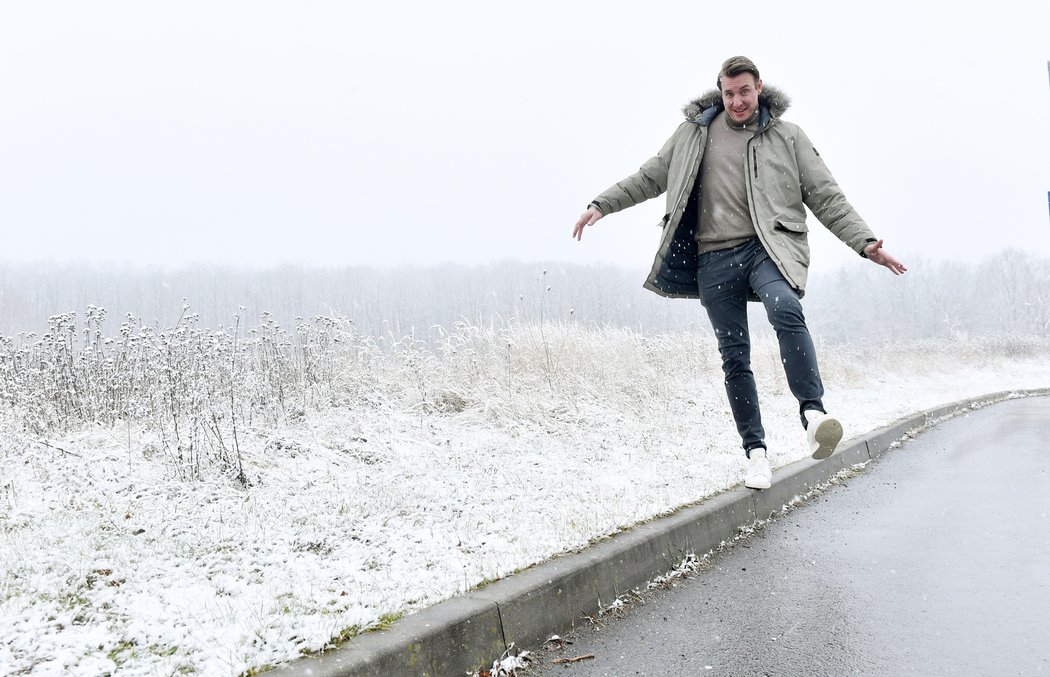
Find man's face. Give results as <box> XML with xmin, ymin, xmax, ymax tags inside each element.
<box><xmin>720</xmin><ymin>73</ymin><xmax>762</xmax><ymax>124</ymax></box>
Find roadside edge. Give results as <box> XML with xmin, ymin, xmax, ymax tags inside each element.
<box><xmin>264</xmin><ymin>387</ymin><xmax>1050</xmax><ymax>676</ymax></box>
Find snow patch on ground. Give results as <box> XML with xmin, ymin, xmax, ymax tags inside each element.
<box><xmin>2</xmin><ymin>338</ymin><xmax>1048</xmax><ymax>675</ymax></box>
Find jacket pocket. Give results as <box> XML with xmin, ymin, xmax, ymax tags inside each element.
<box><xmin>773</xmin><ymin>219</ymin><xmax>811</xmax><ymax>273</ymax></box>
<box><xmin>774</xmin><ymin>219</ymin><xmax>808</xmax><ymax>234</ymax></box>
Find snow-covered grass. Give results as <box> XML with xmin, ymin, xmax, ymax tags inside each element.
<box><xmin>2</xmin><ymin>317</ymin><xmax>1049</xmax><ymax>676</ymax></box>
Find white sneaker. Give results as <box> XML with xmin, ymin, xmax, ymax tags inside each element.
<box><xmin>805</xmin><ymin>410</ymin><xmax>843</xmax><ymax>460</ymax></box>
<box><xmin>744</xmin><ymin>449</ymin><xmax>772</xmax><ymax>490</ymax></box>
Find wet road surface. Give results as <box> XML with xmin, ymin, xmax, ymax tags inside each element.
<box><xmin>530</xmin><ymin>396</ymin><xmax>1050</xmax><ymax>676</ymax></box>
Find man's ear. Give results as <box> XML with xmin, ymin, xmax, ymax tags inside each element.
<box><xmin>755</xmin><ymin>78</ymin><xmax>763</xmax><ymax>94</ymax></box>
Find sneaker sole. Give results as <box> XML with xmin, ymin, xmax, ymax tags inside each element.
<box><xmin>810</xmin><ymin>417</ymin><xmax>843</xmax><ymax>460</ymax></box>
<box><xmin>744</xmin><ymin>476</ymin><xmax>771</xmax><ymax>490</ymax></box>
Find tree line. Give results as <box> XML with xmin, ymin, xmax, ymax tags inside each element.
<box><xmin>0</xmin><ymin>250</ymin><xmax>1047</xmax><ymax>345</ymax></box>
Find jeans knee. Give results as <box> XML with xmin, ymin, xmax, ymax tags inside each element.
<box><xmin>763</xmin><ymin>295</ymin><xmax>806</xmax><ymax>330</ymax></box>
<box><xmin>717</xmin><ymin>345</ymin><xmax>751</xmax><ymax>377</ymax></box>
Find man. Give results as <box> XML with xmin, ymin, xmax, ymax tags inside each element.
<box><xmin>572</xmin><ymin>56</ymin><xmax>906</xmax><ymax>490</ymax></box>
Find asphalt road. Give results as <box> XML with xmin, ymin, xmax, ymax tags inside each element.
<box><xmin>530</xmin><ymin>396</ymin><xmax>1050</xmax><ymax>676</ymax></box>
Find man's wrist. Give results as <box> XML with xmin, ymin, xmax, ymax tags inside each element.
<box><xmin>859</xmin><ymin>238</ymin><xmax>877</xmax><ymax>258</ymax></box>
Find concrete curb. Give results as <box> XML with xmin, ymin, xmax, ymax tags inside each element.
<box><xmin>265</xmin><ymin>388</ymin><xmax>1050</xmax><ymax>677</ymax></box>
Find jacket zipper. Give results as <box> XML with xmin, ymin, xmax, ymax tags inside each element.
<box><xmin>744</xmin><ymin>129</ymin><xmax>794</xmax><ymax>287</ymax></box>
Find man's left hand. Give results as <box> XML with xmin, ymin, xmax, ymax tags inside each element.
<box><xmin>864</xmin><ymin>240</ymin><xmax>907</xmax><ymax>275</ymax></box>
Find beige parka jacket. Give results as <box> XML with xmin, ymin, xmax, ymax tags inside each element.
<box><xmin>589</xmin><ymin>85</ymin><xmax>877</xmax><ymax>299</ymax></box>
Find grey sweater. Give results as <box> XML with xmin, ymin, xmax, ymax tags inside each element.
<box><xmin>696</xmin><ymin>110</ymin><xmax>759</xmax><ymax>253</ymax></box>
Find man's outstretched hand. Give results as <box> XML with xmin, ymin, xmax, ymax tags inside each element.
<box><xmin>572</xmin><ymin>207</ymin><xmax>604</xmax><ymax>241</ymax></box>
<box><xmin>864</xmin><ymin>240</ymin><xmax>907</xmax><ymax>275</ymax></box>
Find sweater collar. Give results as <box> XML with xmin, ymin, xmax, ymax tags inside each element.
<box><xmin>724</xmin><ymin>108</ymin><xmax>760</xmax><ymax>130</ymax></box>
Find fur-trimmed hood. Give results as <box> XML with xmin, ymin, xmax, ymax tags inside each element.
<box><xmin>682</xmin><ymin>84</ymin><xmax>791</xmax><ymax>125</ymax></box>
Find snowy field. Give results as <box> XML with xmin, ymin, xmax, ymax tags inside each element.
<box><xmin>2</xmin><ymin>322</ymin><xmax>1049</xmax><ymax>676</ymax></box>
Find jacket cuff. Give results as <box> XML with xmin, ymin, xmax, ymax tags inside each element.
<box><xmin>858</xmin><ymin>238</ymin><xmax>878</xmax><ymax>258</ymax></box>
<box><xmin>587</xmin><ymin>201</ymin><xmax>605</xmax><ymax>215</ymax></box>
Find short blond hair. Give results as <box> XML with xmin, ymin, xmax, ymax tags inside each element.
<box><xmin>717</xmin><ymin>56</ymin><xmax>760</xmax><ymax>90</ymax></box>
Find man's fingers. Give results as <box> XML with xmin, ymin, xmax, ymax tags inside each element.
<box><xmin>572</xmin><ymin>214</ymin><xmax>586</xmax><ymax>240</ymax></box>
<box><xmin>883</xmin><ymin>258</ymin><xmax>907</xmax><ymax>275</ymax></box>
<box><xmin>573</xmin><ymin>211</ymin><xmax>602</xmax><ymax>241</ymax></box>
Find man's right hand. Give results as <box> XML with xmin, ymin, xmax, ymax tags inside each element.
<box><xmin>572</xmin><ymin>207</ymin><xmax>604</xmax><ymax>241</ymax></box>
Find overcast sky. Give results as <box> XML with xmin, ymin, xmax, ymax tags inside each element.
<box><xmin>1</xmin><ymin>0</ymin><xmax>1048</xmax><ymax>272</ymax></box>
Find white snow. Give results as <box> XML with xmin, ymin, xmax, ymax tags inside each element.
<box><xmin>1</xmin><ymin>328</ymin><xmax>1048</xmax><ymax>676</ymax></box>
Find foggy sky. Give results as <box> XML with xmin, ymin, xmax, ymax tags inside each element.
<box><xmin>1</xmin><ymin>0</ymin><xmax>1048</xmax><ymax>273</ymax></box>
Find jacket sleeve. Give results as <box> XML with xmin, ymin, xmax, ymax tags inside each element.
<box><xmin>589</xmin><ymin>125</ymin><xmax>682</xmax><ymax>216</ymax></box>
<box><xmin>795</xmin><ymin>127</ymin><xmax>877</xmax><ymax>255</ymax></box>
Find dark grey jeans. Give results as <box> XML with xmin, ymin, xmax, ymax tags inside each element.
<box><xmin>697</xmin><ymin>238</ymin><xmax>825</xmax><ymax>454</ymax></box>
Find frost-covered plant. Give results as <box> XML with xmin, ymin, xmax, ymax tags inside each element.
<box><xmin>2</xmin><ymin>305</ymin><xmax>1047</xmax><ymax>484</ymax></box>
<box><xmin>0</xmin><ymin>306</ymin><xmax>375</xmax><ymax>482</ymax></box>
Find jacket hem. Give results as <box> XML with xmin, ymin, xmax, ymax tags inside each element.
<box><xmin>642</xmin><ymin>279</ymin><xmax>699</xmax><ymax>300</ymax></box>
